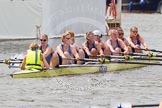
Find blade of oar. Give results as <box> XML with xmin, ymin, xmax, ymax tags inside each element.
<box><xmin>132</xmin><ymin>103</ymin><xmax>159</xmax><ymax>107</ymax></box>
<box><xmin>140</xmin><ymin>48</ymin><xmax>162</xmax><ymax>53</ymax></box>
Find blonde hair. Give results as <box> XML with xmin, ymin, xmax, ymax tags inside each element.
<box><xmin>108</xmin><ymin>29</ymin><xmax>118</xmax><ymax>36</ymax></box>
<box><xmin>40</xmin><ymin>34</ymin><xmax>48</xmax><ymax>41</ymax></box>
<box><xmin>84</xmin><ymin>31</ymin><xmax>94</xmax><ymax>39</ymax></box>
<box><xmin>130</xmin><ymin>26</ymin><xmax>138</xmax><ymax>32</ymax></box>
<box><xmin>29</xmin><ymin>42</ymin><xmax>39</xmax><ymax>50</ymax></box>
<box><xmin>66</xmin><ymin>30</ymin><xmax>75</xmax><ymax>42</ymax></box>
<box><xmin>130</xmin><ymin>26</ymin><xmax>139</xmax><ymax>38</ymax></box>
<box><xmin>61</xmin><ymin>33</ymin><xmax>67</xmax><ymax>42</ymax></box>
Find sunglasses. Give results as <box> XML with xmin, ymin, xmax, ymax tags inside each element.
<box><xmin>132</xmin><ymin>31</ymin><xmax>138</xmax><ymax>33</ymax></box>
<box><xmin>89</xmin><ymin>35</ymin><xmax>94</xmax><ymax>37</ymax></box>
<box><xmin>119</xmin><ymin>33</ymin><xmax>124</xmax><ymax>35</ymax></box>
<box><xmin>40</xmin><ymin>39</ymin><xmax>47</xmax><ymax>42</ymax></box>
<box><xmin>65</xmin><ymin>38</ymin><xmax>70</xmax><ymax>40</ymax></box>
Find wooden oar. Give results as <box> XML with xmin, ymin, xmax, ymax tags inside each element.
<box><xmin>140</xmin><ymin>48</ymin><xmax>162</xmax><ymax>53</ymax></box>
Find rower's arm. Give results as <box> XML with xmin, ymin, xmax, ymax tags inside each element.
<box><xmin>71</xmin><ymin>45</ymin><xmax>80</xmax><ymax>59</ymax></box>
<box><xmin>56</xmin><ymin>45</ymin><xmax>66</xmax><ymax>58</ymax></box>
<box><xmin>82</xmin><ymin>42</ymin><xmax>91</xmax><ymax>56</ymax></box>
<box><xmin>119</xmin><ymin>39</ymin><xmax>128</xmax><ymax>54</ymax></box>
<box><xmin>41</xmin><ymin>54</ymin><xmax>49</xmax><ymax>69</ymax></box>
<box><xmin>106</xmin><ymin>40</ymin><xmax>115</xmax><ymax>53</ymax></box>
<box><xmin>139</xmin><ymin>36</ymin><xmax>148</xmax><ymax>49</ymax></box>
<box><xmin>20</xmin><ymin>56</ymin><xmax>26</xmax><ymax>70</ymax></box>
<box><xmin>127</xmin><ymin>36</ymin><xmax>137</xmax><ymax>48</ymax></box>
<box><xmin>96</xmin><ymin>42</ymin><xmax>104</xmax><ymax>56</ymax></box>
<box><xmin>42</xmin><ymin>46</ymin><xmax>54</xmax><ymax>58</ymax></box>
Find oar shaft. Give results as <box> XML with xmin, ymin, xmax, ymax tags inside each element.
<box><xmin>105</xmin><ymin>59</ymin><xmax>162</xmax><ymax>66</ymax></box>
<box><xmin>105</xmin><ymin>55</ymin><xmax>162</xmax><ymax>61</ymax></box>
<box><xmin>127</xmin><ymin>53</ymin><xmax>162</xmax><ymax>57</ymax></box>
<box><xmin>0</xmin><ymin>60</ymin><xmax>22</xmax><ymax>64</ymax></box>
<box><xmin>132</xmin><ymin>104</ymin><xmax>159</xmax><ymax>107</ymax></box>
<box><xmin>61</xmin><ymin>58</ymin><xmax>162</xmax><ymax>66</ymax></box>
<box><xmin>63</xmin><ymin>58</ymin><xmax>99</xmax><ymax>62</ymax></box>
<box><xmin>140</xmin><ymin>48</ymin><xmax>162</xmax><ymax>53</ymax></box>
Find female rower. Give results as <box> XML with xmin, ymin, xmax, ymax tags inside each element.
<box><xmin>117</xmin><ymin>27</ymin><xmax>132</xmax><ymax>53</ymax></box>
<box><xmin>82</xmin><ymin>31</ymin><xmax>104</xmax><ymax>58</ymax></box>
<box><xmin>21</xmin><ymin>42</ymin><xmax>49</xmax><ymax>70</ymax></box>
<box><xmin>39</xmin><ymin>34</ymin><xmax>54</xmax><ymax>64</ymax></box>
<box><xmin>93</xmin><ymin>30</ymin><xmax>111</xmax><ymax>56</ymax></box>
<box><xmin>65</xmin><ymin>30</ymin><xmax>85</xmax><ymax>64</ymax></box>
<box><xmin>127</xmin><ymin>26</ymin><xmax>148</xmax><ymax>53</ymax></box>
<box><xmin>50</xmin><ymin>32</ymin><xmax>80</xmax><ymax>68</ymax></box>
<box><xmin>106</xmin><ymin>29</ymin><xmax>128</xmax><ymax>55</ymax></box>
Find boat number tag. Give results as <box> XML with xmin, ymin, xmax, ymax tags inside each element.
<box><xmin>99</xmin><ymin>66</ymin><xmax>107</xmax><ymax>72</ymax></box>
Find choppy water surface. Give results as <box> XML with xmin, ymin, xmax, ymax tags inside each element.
<box><xmin>0</xmin><ymin>13</ymin><xmax>162</xmax><ymax>108</ymax></box>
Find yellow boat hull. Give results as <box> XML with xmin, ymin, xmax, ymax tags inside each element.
<box><xmin>11</xmin><ymin>63</ymin><xmax>146</xmax><ymax>78</ymax></box>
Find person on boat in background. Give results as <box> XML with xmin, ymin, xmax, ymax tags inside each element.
<box><xmin>117</xmin><ymin>27</ymin><xmax>132</xmax><ymax>53</ymax></box>
<box><xmin>106</xmin><ymin>29</ymin><xmax>129</xmax><ymax>55</ymax></box>
<box><xmin>21</xmin><ymin>42</ymin><xmax>49</xmax><ymax>70</ymax></box>
<box><xmin>39</xmin><ymin>34</ymin><xmax>54</xmax><ymax>65</ymax></box>
<box><xmin>65</xmin><ymin>30</ymin><xmax>85</xmax><ymax>64</ymax></box>
<box><xmin>127</xmin><ymin>26</ymin><xmax>148</xmax><ymax>53</ymax></box>
<box><xmin>50</xmin><ymin>32</ymin><xmax>80</xmax><ymax>68</ymax></box>
<box><xmin>93</xmin><ymin>30</ymin><xmax>111</xmax><ymax>56</ymax></box>
<box><xmin>105</xmin><ymin>0</ymin><xmax>117</xmax><ymax>20</ymax></box>
<box><xmin>82</xmin><ymin>31</ymin><xmax>104</xmax><ymax>58</ymax></box>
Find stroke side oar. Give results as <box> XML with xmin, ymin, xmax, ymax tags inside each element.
<box><xmin>140</xmin><ymin>48</ymin><xmax>162</xmax><ymax>53</ymax></box>
<box><xmin>104</xmin><ymin>55</ymin><xmax>162</xmax><ymax>61</ymax></box>
<box><xmin>63</xmin><ymin>58</ymin><xmax>162</xmax><ymax>66</ymax></box>
<box><xmin>63</xmin><ymin>58</ymin><xmax>99</xmax><ymax>62</ymax></box>
<box><xmin>122</xmin><ymin>52</ymin><xmax>162</xmax><ymax>57</ymax></box>
<box><xmin>103</xmin><ymin>59</ymin><xmax>162</xmax><ymax>66</ymax></box>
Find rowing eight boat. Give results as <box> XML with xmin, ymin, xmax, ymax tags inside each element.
<box><xmin>11</xmin><ymin>61</ymin><xmax>149</xmax><ymax>78</ymax></box>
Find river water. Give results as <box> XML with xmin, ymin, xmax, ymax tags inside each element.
<box><xmin>0</xmin><ymin>13</ymin><xmax>162</xmax><ymax>108</ymax></box>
